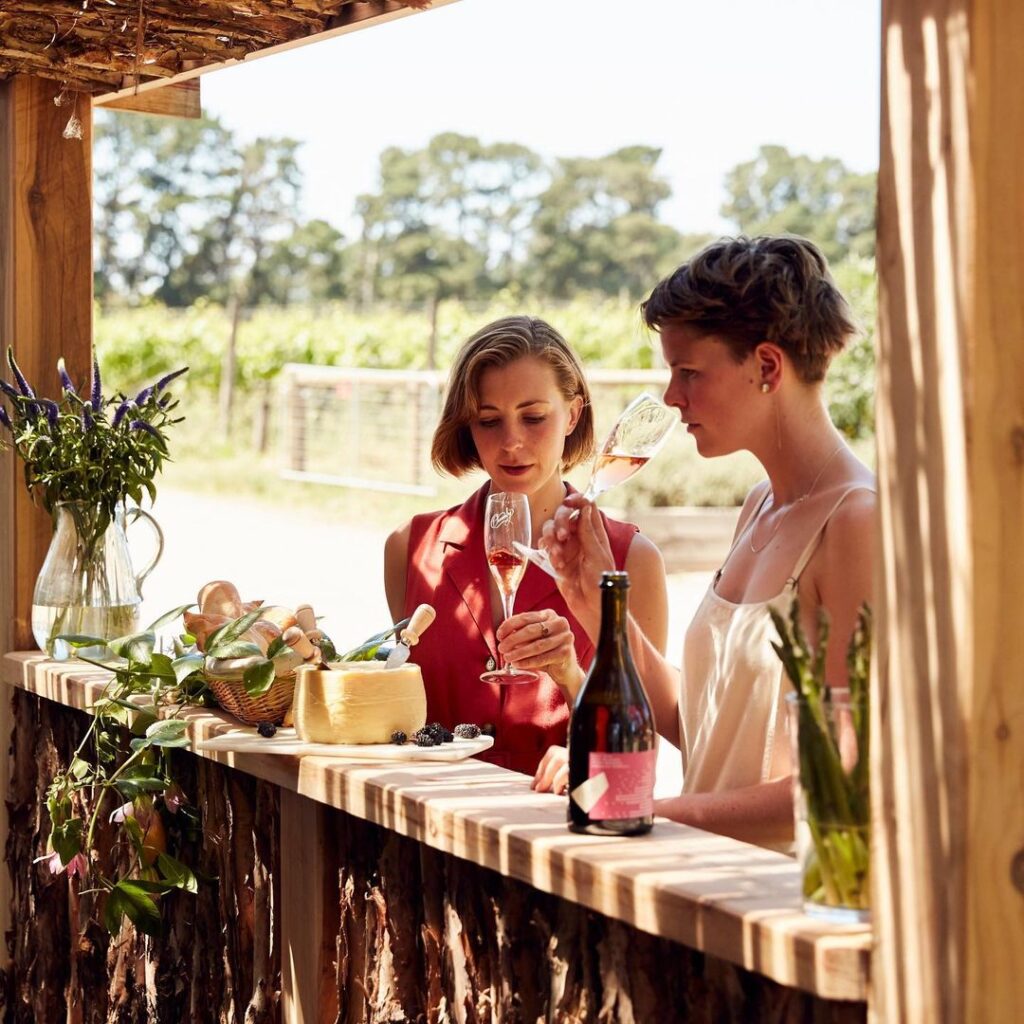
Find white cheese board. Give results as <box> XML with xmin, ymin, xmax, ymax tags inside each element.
<box><xmin>196</xmin><ymin>727</ymin><xmax>494</xmax><ymax>762</ymax></box>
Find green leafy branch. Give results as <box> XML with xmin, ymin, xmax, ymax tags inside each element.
<box><xmin>44</xmin><ymin>604</ymin><xmax>209</xmax><ymax>937</ymax></box>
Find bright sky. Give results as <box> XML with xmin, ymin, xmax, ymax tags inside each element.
<box><xmin>199</xmin><ymin>0</ymin><xmax>881</xmax><ymax>239</ymax></box>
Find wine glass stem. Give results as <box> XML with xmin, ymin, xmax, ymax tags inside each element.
<box><xmin>499</xmin><ymin>588</ymin><xmax>516</xmax><ymax>671</ymax></box>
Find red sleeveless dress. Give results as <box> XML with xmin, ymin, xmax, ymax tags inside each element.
<box><xmin>403</xmin><ymin>482</ymin><xmax>637</xmax><ymax>775</ymax></box>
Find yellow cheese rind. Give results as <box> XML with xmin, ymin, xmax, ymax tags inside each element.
<box><xmin>292</xmin><ymin>662</ymin><xmax>427</xmax><ymax>744</ymax></box>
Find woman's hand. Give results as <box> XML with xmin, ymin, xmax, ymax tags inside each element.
<box><xmin>532</xmin><ymin>745</ymin><xmax>569</xmax><ymax>794</ymax></box>
<box><xmin>496</xmin><ymin>610</ymin><xmax>582</xmax><ymax>695</ymax></box>
<box><xmin>540</xmin><ymin>496</ymin><xmax>615</xmax><ymax>636</ymax></box>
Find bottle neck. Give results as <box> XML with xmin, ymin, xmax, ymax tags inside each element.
<box><xmin>596</xmin><ymin>584</ymin><xmax>629</xmax><ymax>666</ymax></box>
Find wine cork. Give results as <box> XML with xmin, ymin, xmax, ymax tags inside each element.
<box><xmin>282</xmin><ymin>625</ymin><xmax>316</xmax><ymax>660</ymax></box>
<box><xmin>295</xmin><ymin>603</ymin><xmax>316</xmax><ymax>632</ymax></box>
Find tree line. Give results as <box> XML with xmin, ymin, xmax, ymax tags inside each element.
<box><xmin>93</xmin><ymin>113</ymin><xmax>877</xmax><ymax>309</ymax></box>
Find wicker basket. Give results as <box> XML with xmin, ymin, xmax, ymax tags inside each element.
<box><xmin>206</xmin><ymin>672</ymin><xmax>296</xmax><ymax>726</ymax></box>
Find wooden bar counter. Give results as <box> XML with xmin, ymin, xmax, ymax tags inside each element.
<box><xmin>1</xmin><ymin>653</ymin><xmax>870</xmax><ymax>1022</ymax></box>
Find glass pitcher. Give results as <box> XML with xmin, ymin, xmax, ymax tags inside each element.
<box><xmin>31</xmin><ymin>501</ymin><xmax>164</xmax><ymax>658</ymax></box>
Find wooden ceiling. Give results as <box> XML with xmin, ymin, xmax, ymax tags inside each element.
<box><xmin>0</xmin><ymin>0</ymin><xmax>433</xmax><ymax>97</ymax></box>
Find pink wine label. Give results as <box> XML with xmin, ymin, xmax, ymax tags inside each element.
<box><xmin>578</xmin><ymin>750</ymin><xmax>656</xmax><ymax>819</ymax></box>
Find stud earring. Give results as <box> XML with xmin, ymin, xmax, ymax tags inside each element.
<box><xmin>760</xmin><ymin>382</ymin><xmax>770</xmax><ymax>394</ymax></box>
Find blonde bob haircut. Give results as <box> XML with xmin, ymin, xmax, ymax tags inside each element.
<box><xmin>431</xmin><ymin>315</ymin><xmax>595</xmax><ymax>477</ymax></box>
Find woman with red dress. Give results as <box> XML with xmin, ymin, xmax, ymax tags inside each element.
<box><xmin>384</xmin><ymin>316</ymin><xmax>668</xmax><ymax>776</ymax></box>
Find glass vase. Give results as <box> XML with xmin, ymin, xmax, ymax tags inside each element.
<box><xmin>787</xmin><ymin>691</ymin><xmax>871</xmax><ymax>923</ymax></box>
<box><xmin>31</xmin><ymin>501</ymin><xmax>164</xmax><ymax>658</ymax></box>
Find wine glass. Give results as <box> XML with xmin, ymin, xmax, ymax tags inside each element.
<box><xmin>514</xmin><ymin>393</ymin><xmax>678</xmax><ymax>577</ymax></box>
<box><xmin>481</xmin><ymin>492</ymin><xmax>540</xmax><ymax>685</ymax></box>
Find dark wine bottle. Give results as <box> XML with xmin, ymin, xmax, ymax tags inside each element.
<box><xmin>568</xmin><ymin>570</ymin><xmax>656</xmax><ymax>836</ymax></box>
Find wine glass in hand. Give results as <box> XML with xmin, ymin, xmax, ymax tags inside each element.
<box><xmin>579</xmin><ymin>392</ymin><xmax>678</xmax><ymax>502</ymax></box>
<box><xmin>516</xmin><ymin>393</ymin><xmax>677</xmax><ymax>576</ymax></box>
<box><xmin>481</xmin><ymin>492</ymin><xmax>540</xmax><ymax>685</ymax></box>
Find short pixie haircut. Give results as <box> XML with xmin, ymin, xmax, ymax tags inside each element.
<box><xmin>431</xmin><ymin>316</ymin><xmax>595</xmax><ymax>476</ymax></box>
<box><xmin>641</xmin><ymin>235</ymin><xmax>857</xmax><ymax>383</ymax></box>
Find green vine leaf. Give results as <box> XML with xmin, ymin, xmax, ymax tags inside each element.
<box><xmin>172</xmin><ymin>653</ymin><xmax>204</xmax><ymax>685</ymax></box>
<box><xmin>107</xmin><ymin>632</ymin><xmax>155</xmax><ymax>663</ymax></box>
<box><xmin>243</xmin><ymin>659</ymin><xmax>275</xmax><ymax>697</ymax></box>
<box><xmin>157</xmin><ymin>853</ymin><xmax>198</xmax><ymax>893</ymax></box>
<box><xmin>206</xmin><ymin>639</ymin><xmax>262</xmax><ymax>660</ymax></box>
<box><xmin>146</xmin><ymin>603</ymin><xmax>195</xmax><ymax>633</ymax></box>
<box><xmin>265</xmin><ymin>636</ymin><xmax>288</xmax><ymax>659</ymax></box>
<box><xmin>105</xmin><ymin>880</ymin><xmax>161</xmax><ymax>937</ymax></box>
<box><xmin>204</xmin><ymin>610</ymin><xmax>264</xmax><ymax>653</ymax></box>
<box><xmin>131</xmin><ymin>719</ymin><xmax>190</xmax><ymax>751</ymax></box>
<box><xmin>56</xmin><ymin>634</ymin><xmax>110</xmax><ymax>649</ymax></box>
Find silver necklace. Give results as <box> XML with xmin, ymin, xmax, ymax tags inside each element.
<box><xmin>748</xmin><ymin>444</ymin><xmax>845</xmax><ymax>554</ymax></box>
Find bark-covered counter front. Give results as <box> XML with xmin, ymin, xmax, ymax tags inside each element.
<box><xmin>1</xmin><ymin>654</ymin><xmax>871</xmax><ymax>1023</ymax></box>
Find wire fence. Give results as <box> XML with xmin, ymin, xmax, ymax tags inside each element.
<box><xmin>278</xmin><ymin>364</ymin><xmax>670</xmax><ymax>496</ymax></box>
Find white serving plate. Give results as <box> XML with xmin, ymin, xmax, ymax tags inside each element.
<box><xmin>196</xmin><ymin>727</ymin><xmax>494</xmax><ymax>762</ymax></box>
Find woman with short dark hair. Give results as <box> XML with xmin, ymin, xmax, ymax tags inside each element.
<box><xmin>520</xmin><ymin>237</ymin><xmax>876</xmax><ymax>848</ymax></box>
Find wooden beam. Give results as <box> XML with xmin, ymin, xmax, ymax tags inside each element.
<box><xmin>92</xmin><ymin>0</ymin><xmax>461</xmax><ymax>107</ymax></box>
<box><xmin>873</xmin><ymin>0</ymin><xmax>1024</xmax><ymax>1020</ymax></box>
<box><xmin>95</xmin><ymin>79</ymin><xmax>201</xmax><ymax>119</ymax></box>
<box><xmin>0</xmin><ymin>76</ymin><xmax>93</xmax><ymax>654</ymax></box>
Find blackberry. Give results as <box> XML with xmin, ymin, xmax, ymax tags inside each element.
<box><xmin>256</xmin><ymin>721</ymin><xmax>277</xmax><ymax>738</ymax></box>
<box><xmin>390</xmin><ymin>730</ymin><xmax>408</xmax><ymax>746</ymax></box>
<box><xmin>413</xmin><ymin>731</ymin><xmax>439</xmax><ymax>747</ymax></box>
<box><xmin>441</xmin><ymin>728</ymin><xmax>454</xmax><ymax>743</ymax></box>
<box><xmin>454</xmin><ymin>723</ymin><xmax>481</xmax><ymax>739</ymax></box>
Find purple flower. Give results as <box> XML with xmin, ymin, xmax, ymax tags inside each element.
<box><xmin>57</xmin><ymin>357</ymin><xmax>76</xmax><ymax>394</ymax></box>
<box><xmin>82</xmin><ymin>406</ymin><xmax>93</xmax><ymax>431</ymax></box>
<box><xmin>6</xmin><ymin>348</ymin><xmax>34</xmax><ymax>398</ymax></box>
<box><xmin>0</xmin><ymin>379</ymin><xmax>20</xmax><ymax>401</ymax></box>
<box><xmin>130</xmin><ymin>419</ymin><xmax>162</xmax><ymax>441</ymax></box>
<box><xmin>133</xmin><ymin>385</ymin><xmax>154</xmax><ymax>406</ymax></box>
<box><xmin>40</xmin><ymin>399</ymin><xmax>59</xmax><ymax>425</ymax></box>
<box><xmin>112</xmin><ymin>399</ymin><xmax>134</xmax><ymax>428</ymax></box>
<box><xmin>155</xmin><ymin>366</ymin><xmax>188</xmax><ymax>392</ymax></box>
<box><xmin>0</xmin><ymin>406</ymin><xmax>11</xmax><ymax>430</ymax></box>
<box><xmin>90</xmin><ymin>359</ymin><xmax>102</xmax><ymax>411</ymax></box>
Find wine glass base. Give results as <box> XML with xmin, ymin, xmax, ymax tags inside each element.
<box><xmin>480</xmin><ymin>668</ymin><xmax>540</xmax><ymax>685</ymax></box>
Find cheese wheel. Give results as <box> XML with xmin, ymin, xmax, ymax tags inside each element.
<box><xmin>292</xmin><ymin>662</ymin><xmax>426</xmax><ymax>744</ymax></box>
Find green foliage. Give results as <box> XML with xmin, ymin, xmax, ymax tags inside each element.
<box><xmin>825</xmin><ymin>259</ymin><xmax>877</xmax><ymax>439</ymax></box>
<box><xmin>721</xmin><ymin>144</ymin><xmax>877</xmax><ymax>263</ymax></box>
<box><xmin>527</xmin><ymin>146</ymin><xmax>684</xmax><ymax>298</ymax></box>
<box><xmin>0</xmin><ymin>349</ymin><xmax>187</xmax><ymax>547</ymax></box>
<box><xmin>93</xmin><ymin>111</ymin><xmax>303</xmax><ymax>307</ymax></box>
<box><xmin>44</xmin><ymin>615</ymin><xmax>209</xmax><ymax>936</ymax></box>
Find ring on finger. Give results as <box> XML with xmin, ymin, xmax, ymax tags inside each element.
<box><xmin>540</xmin><ymin>620</ymin><xmax>550</xmax><ymax>639</ymax></box>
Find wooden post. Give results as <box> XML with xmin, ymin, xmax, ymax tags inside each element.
<box><xmin>874</xmin><ymin>1</ymin><xmax>1024</xmax><ymax>1020</ymax></box>
<box><xmin>0</xmin><ymin>73</ymin><xmax>93</xmax><ymax>984</ymax></box>
<box><xmin>279</xmin><ymin>789</ymin><xmax>340</xmax><ymax>1023</ymax></box>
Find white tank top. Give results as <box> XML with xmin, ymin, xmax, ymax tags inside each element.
<box><xmin>678</xmin><ymin>485</ymin><xmax>875</xmax><ymax>847</ymax></box>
